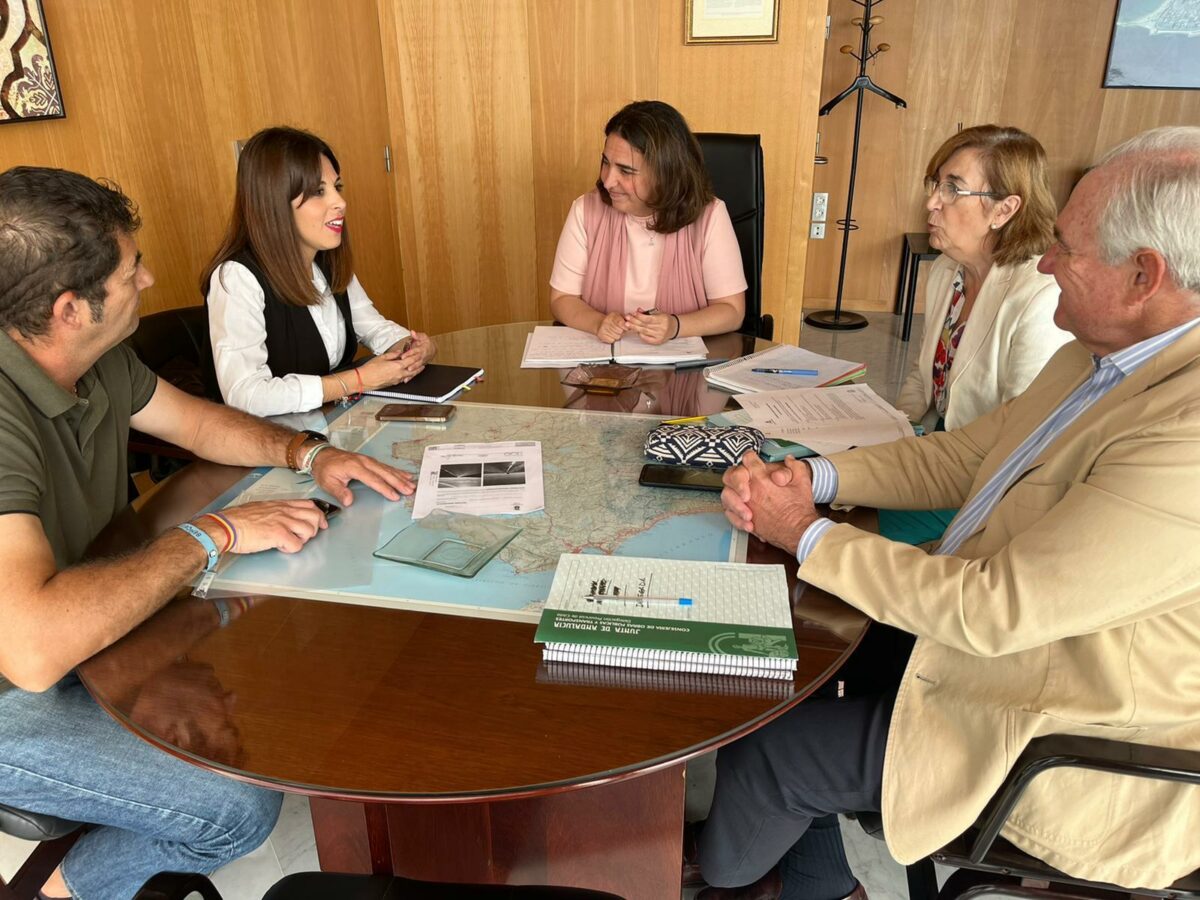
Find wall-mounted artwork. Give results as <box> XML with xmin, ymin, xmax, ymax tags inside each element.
<box><xmin>1</xmin><ymin>0</ymin><xmax>65</xmax><ymax>124</ymax></box>
<box><xmin>1104</xmin><ymin>0</ymin><xmax>1200</xmax><ymax>90</ymax></box>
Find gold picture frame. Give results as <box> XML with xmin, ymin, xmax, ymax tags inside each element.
<box><xmin>685</xmin><ymin>0</ymin><xmax>779</xmax><ymax>44</ymax></box>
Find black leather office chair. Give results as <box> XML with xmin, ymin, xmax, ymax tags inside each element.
<box><xmin>137</xmin><ymin>871</ymin><xmax>625</xmax><ymax>899</ymax></box>
<box><xmin>0</xmin><ymin>804</ymin><xmax>83</xmax><ymax>900</ymax></box>
<box><xmin>695</xmin><ymin>133</ymin><xmax>773</xmax><ymax>341</ymax></box>
<box><xmin>124</xmin><ymin>305</ymin><xmax>219</xmax><ymax>488</ymax></box>
<box><xmin>856</xmin><ymin>734</ymin><xmax>1200</xmax><ymax>900</ymax></box>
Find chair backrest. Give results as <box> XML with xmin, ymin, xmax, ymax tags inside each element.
<box><xmin>695</xmin><ymin>132</ymin><xmax>771</xmax><ymax>340</ymax></box>
<box><xmin>125</xmin><ymin>306</ymin><xmax>220</xmax><ymax>401</ymax></box>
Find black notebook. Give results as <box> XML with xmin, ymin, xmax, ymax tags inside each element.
<box><xmin>364</xmin><ymin>363</ymin><xmax>484</xmax><ymax>403</ymax></box>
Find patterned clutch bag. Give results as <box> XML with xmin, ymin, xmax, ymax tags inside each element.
<box><xmin>643</xmin><ymin>424</ymin><xmax>765</xmax><ymax>469</ymax></box>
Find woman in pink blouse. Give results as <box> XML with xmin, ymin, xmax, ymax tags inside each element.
<box><xmin>549</xmin><ymin>101</ymin><xmax>747</xmax><ymax>345</ymax></box>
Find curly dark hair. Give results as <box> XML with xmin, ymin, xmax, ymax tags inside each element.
<box><xmin>596</xmin><ymin>100</ymin><xmax>713</xmax><ymax>234</ymax></box>
<box><xmin>0</xmin><ymin>166</ymin><xmax>141</xmax><ymax>339</ymax></box>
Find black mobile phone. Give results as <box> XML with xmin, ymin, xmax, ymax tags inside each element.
<box><xmin>638</xmin><ymin>463</ymin><xmax>725</xmax><ymax>492</ymax></box>
<box><xmin>312</xmin><ymin>499</ymin><xmax>341</xmax><ymax>519</ymax></box>
<box><xmin>375</xmin><ymin>403</ymin><xmax>456</xmax><ymax>423</ymax></box>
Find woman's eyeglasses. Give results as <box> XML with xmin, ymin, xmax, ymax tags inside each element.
<box><xmin>923</xmin><ymin>177</ymin><xmax>1004</xmax><ymax>205</ymax></box>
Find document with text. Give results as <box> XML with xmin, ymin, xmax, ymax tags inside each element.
<box><xmin>730</xmin><ymin>383</ymin><xmax>912</xmax><ymax>455</ymax></box>
<box><xmin>411</xmin><ymin>440</ymin><xmax>544</xmax><ymax>519</ymax></box>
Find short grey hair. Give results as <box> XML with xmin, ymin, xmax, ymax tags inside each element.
<box><xmin>1095</xmin><ymin>127</ymin><xmax>1200</xmax><ymax>294</ymax></box>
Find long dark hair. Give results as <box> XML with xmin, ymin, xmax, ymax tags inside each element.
<box><xmin>596</xmin><ymin>100</ymin><xmax>713</xmax><ymax>234</ymax></box>
<box><xmin>201</xmin><ymin>126</ymin><xmax>353</xmax><ymax>307</ymax></box>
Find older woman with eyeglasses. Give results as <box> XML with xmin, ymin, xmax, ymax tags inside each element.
<box><xmin>897</xmin><ymin>125</ymin><xmax>1070</xmax><ymax>434</ymax></box>
<box><xmin>882</xmin><ymin>125</ymin><xmax>1071</xmax><ymax>546</ymax></box>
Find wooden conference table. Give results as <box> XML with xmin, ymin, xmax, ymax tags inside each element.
<box><xmin>79</xmin><ymin>322</ymin><xmax>871</xmax><ymax>900</ymax></box>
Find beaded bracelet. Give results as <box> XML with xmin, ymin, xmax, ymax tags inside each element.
<box><xmin>298</xmin><ymin>441</ymin><xmax>333</xmax><ymax>475</ymax></box>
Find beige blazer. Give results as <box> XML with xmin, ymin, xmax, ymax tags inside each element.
<box><xmin>896</xmin><ymin>255</ymin><xmax>1071</xmax><ymax>431</ymax></box>
<box><xmin>802</xmin><ymin>324</ymin><xmax>1200</xmax><ymax>888</ymax></box>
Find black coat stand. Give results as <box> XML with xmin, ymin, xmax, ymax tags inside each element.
<box><xmin>805</xmin><ymin>0</ymin><xmax>906</xmax><ymax>332</ymax></box>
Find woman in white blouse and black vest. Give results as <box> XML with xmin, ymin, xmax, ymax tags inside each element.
<box><xmin>201</xmin><ymin>126</ymin><xmax>435</xmax><ymax>416</ymax></box>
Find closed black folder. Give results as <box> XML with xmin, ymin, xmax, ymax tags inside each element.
<box><xmin>363</xmin><ymin>363</ymin><xmax>484</xmax><ymax>403</ymax></box>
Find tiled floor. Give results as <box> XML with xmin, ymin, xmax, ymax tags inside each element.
<box><xmin>1</xmin><ymin>309</ymin><xmax>925</xmax><ymax>899</ymax></box>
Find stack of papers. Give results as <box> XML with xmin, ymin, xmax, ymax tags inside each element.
<box><xmin>521</xmin><ymin>325</ymin><xmax>707</xmax><ymax>368</ymax></box>
<box><xmin>721</xmin><ymin>383</ymin><xmax>913</xmax><ymax>456</ymax></box>
<box><xmin>704</xmin><ymin>345</ymin><xmax>865</xmax><ymax>393</ymax></box>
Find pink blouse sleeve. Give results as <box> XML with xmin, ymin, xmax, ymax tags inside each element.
<box><xmin>549</xmin><ymin>195</ymin><xmax>589</xmax><ymax>295</ymax></box>
<box><xmin>701</xmin><ymin>200</ymin><xmax>749</xmax><ymax>300</ymax></box>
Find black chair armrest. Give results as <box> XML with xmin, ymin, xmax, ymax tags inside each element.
<box><xmin>969</xmin><ymin>734</ymin><xmax>1200</xmax><ymax>864</ymax></box>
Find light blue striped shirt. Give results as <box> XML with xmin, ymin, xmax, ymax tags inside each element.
<box><xmin>795</xmin><ymin>317</ymin><xmax>1200</xmax><ymax>565</ymax></box>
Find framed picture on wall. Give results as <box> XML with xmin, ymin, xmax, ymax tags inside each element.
<box><xmin>1103</xmin><ymin>0</ymin><xmax>1200</xmax><ymax>90</ymax></box>
<box><xmin>1</xmin><ymin>0</ymin><xmax>66</xmax><ymax>124</ymax></box>
<box><xmin>685</xmin><ymin>0</ymin><xmax>779</xmax><ymax>44</ymax></box>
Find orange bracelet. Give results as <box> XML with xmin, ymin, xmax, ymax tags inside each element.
<box><xmin>197</xmin><ymin>513</ymin><xmax>235</xmax><ymax>553</ymax></box>
<box><xmin>353</xmin><ymin>366</ymin><xmax>364</xmax><ymax>399</ymax></box>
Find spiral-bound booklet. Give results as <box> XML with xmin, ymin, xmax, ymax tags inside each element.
<box><xmin>534</xmin><ymin>554</ymin><xmax>797</xmax><ymax>680</ymax></box>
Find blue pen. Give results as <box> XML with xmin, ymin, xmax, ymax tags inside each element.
<box><xmin>584</xmin><ymin>594</ymin><xmax>694</xmax><ymax>608</ymax></box>
<box><xmin>751</xmin><ymin>367</ymin><xmax>819</xmax><ymax>376</ymax></box>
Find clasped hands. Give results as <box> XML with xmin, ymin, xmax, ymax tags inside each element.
<box><xmin>596</xmin><ymin>307</ymin><xmax>676</xmax><ymax>345</ymax></box>
<box><xmin>722</xmin><ymin>451</ymin><xmax>822</xmax><ymax>554</ymax></box>
<box><xmin>358</xmin><ymin>332</ymin><xmax>437</xmax><ymax>389</ymax></box>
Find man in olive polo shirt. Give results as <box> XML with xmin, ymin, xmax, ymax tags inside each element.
<box><xmin>0</xmin><ymin>167</ymin><xmax>415</xmax><ymax>899</ymax></box>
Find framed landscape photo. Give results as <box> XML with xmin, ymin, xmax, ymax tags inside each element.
<box><xmin>0</xmin><ymin>0</ymin><xmax>65</xmax><ymax>124</ymax></box>
<box><xmin>686</xmin><ymin>0</ymin><xmax>779</xmax><ymax>44</ymax></box>
<box><xmin>1103</xmin><ymin>0</ymin><xmax>1200</xmax><ymax>90</ymax></box>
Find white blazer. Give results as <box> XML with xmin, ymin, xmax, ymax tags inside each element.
<box><xmin>896</xmin><ymin>255</ymin><xmax>1069</xmax><ymax>431</ymax></box>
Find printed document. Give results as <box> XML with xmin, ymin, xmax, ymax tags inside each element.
<box><xmin>730</xmin><ymin>383</ymin><xmax>912</xmax><ymax>455</ymax></box>
<box><xmin>411</xmin><ymin>440</ymin><xmax>544</xmax><ymax>519</ymax></box>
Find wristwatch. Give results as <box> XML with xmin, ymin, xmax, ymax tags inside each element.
<box><xmin>286</xmin><ymin>429</ymin><xmax>328</xmax><ymax>471</ymax></box>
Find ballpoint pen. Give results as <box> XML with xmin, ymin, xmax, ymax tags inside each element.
<box><xmin>751</xmin><ymin>367</ymin><xmax>820</xmax><ymax>376</ymax></box>
<box><xmin>584</xmin><ymin>594</ymin><xmax>694</xmax><ymax>608</ymax></box>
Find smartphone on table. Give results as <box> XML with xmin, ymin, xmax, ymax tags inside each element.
<box><xmin>638</xmin><ymin>463</ymin><xmax>725</xmax><ymax>492</ymax></box>
<box><xmin>375</xmin><ymin>403</ymin><xmax>456</xmax><ymax>423</ymax></box>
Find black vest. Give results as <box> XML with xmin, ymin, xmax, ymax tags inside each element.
<box><xmin>224</xmin><ymin>250</ymin><xmax>357</xmax><ymax>379</ymax></box>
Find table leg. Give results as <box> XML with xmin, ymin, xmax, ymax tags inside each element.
<box><xmin>310</xmin><ymin>763</ymin><xmax>687</xmax><ymax>900</ymax></box>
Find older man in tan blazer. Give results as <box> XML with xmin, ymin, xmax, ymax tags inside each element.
<box><xmin>697</xmin><ymin>127</ymin><xmax>1200</xmax><ymax>900</ymax></box>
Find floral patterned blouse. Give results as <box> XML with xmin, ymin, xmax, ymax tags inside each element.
<box><xmin>931</xmin><ymin>270</ymin><xmax>968</xmax><ymax>419</ymax></box>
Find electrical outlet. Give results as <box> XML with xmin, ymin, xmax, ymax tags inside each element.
<box><xmin>810</xmin><ymin>222</ymin><xmax>826</xmax><ymax>239</ymax></box>
<box><xmin>812</xmin><ymin>192</ymin><xmax>829</xmax><ymax>222</ymax></box>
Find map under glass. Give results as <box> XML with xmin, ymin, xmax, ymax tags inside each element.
<box><xmin>199</xmin><ymin>400</ymin><xmax>747</xmax><ymax>623</ymax></box>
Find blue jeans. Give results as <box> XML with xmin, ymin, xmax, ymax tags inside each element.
<box><xmin>0</xmin><ymin>675</ymin><xmax>281</xmax><ymax>900</ymax></box>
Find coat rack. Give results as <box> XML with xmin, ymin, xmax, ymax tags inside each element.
<box><xmin>805</xmin><ymin>0</ymin><xmax>906</xmax><ymax>332</ymax></box>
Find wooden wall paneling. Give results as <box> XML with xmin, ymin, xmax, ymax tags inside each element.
<box><xmin>186</xmin><ymin>0</ymin><xmax>406</xmax><ymax>324</ymax></box>
<box><xmin>998</xmin><ymin>0</ymin><xmax>1116</xmax><ymax>204</ymax></box>
<box><xmin>656</xmin><ymin>0</ymin><xmax>830</xmax><ymax>341</ymax></box>
<box><xmin>526</xmin><ymin>0</ymin><xmax>659</xmax><ymax>320</ymax></box>
<box><xmin>804</xmin><ymin>0</ymin><xmax>1020</xmax><ymax>313</ymax></box>
<box><xmin>802</xmin><ymin>0</ymin><xmax>917</xmax><ymax>314</ymax></box>
<box><xmin>802</xmin><ymin>0</ymin><xmax>1200</xmax><ymax>315</ymax></box>
<box><xmin>781</xmin><ymin>0</ymin><xmax>844</xmax><ymax>344</ymax></box>
<box><xmin>379</xmin><ymin>0</ymin><xmax>539</xmax><ymax>336</ymax></box>
<box><xmin>1094</xmin><ymin>88</ymin><xmax>1200</xmax><ymax>157</ymax></box>
<box><xmin>0</xmin><ymin>1</ymin><xmax>404</xmax><ymax>324</ymax></box>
